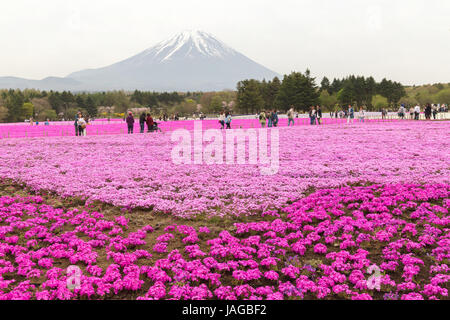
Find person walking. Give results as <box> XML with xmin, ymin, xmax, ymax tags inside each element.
<box><xmin>146</xmin><ymin>113</ymin><xmax>154</xmax><ymax>132</ymax></box>
<box><xmin>74</xmin><ymin>112</ymin><xmax>80</xmax><ymax>136</ymax></box>
<box><xmin>272</xmin><ymin>110</ymin><xmax>279</xmax><ymax>127</ymax></box>
<box><xmin>309</xmin><ymin>106</ymin><xmax>316</xmax><ymax>125</ymax></box>
<box><xmin>139</xmin><ymin>112</ymin><xmax>146</xmax><ymax>133</ymax></box>
<box><xmin>409</xmin><ymin>107</ymin><xmax>415</xmax><ymax>120</ymax></box>
<box><xmin>414</xmin><ymin>104</ymin><xmax>420</xmax><ymax>120</ymax></box>
<box><xmin>316</xmin><ymin>106</ymin><xmax>322</xmax><ymax>125</ymax></box>
<box><xmin>424</xmin><ymin>103</ymin><xmax>432</xmax><ymax>120</ymax></box>
<box><xmin>398</xmin><ymin>104</ymin><xmax>406</xmax><ymax>119</ymax></box>
<box><xmin>287</xmin><ymin>107</ymin><xmax>295</xmax><ymax>126</ymax></box>
<box><xmin>267</xmin><ymin>110</ymin><xmax>273</xmax><ymax>127</ymax></box>
<box><xmin>259</xmin><ymin>110</ymin><xmax>267</xmax><ymax>128</ymax></box>
<box><xmin>432</xmin><ymin>104</ymin><xmax>438</xmax><ymax>120</ymax></box>
<box><xmin>77</xmin><ymin>113</ymin><xmax>87</xmax><ymax>136</ymax></box>
<box><xmin>225</xmin><ymin>113</ymin><xmax>232</xmax><ymax>129</ymax></box>
<box><xmin>126</xmin><ymin>112</ymin><xmax>135</xmax><ymax>134</ymax></box>
<box><xmin>219</xmin><ymin>112</ymin><xmax>225</xmax><ymax>129</ymax></box>
<box><xmin>358</xmin><ymin>107</ymin><xmax>366</xmax><ymax>122</ymax></box>
<box><xmin>347</xmin><ymin>105</ymin><xmax>354</xmax><ymax>124</ymax></box>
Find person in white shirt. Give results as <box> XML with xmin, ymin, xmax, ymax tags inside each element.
<box><xmin>398</xmin><ymin>105</ymin><xmax>406</xmax><ymax>119</ymax></box>
<box><xmin>218</xmin><ymin>113</ymin><xmax>225</xmax><ymax>129</ymax></box>
<box><xmin>77</xmin><ymin>115</ymin><xmax>87</xmax><ymax>136</ymax></box>
<box><xmin>414</xmin><ymin>105</ymin><xmax>420</xmax><ymax>120</ymax></box>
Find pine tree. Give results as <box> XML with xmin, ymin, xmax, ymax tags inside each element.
<box><xmin>85</xmin><ymin>96</ymin><xmax>97</xmax><ymax>117</ymax></box>
<box><xmin>275</xmin><ymin>71</ymin><xmax>319</xmax><ymax>112</ymax></box>
<box><xmin>236</xmin><ymin>79</ymin><xmax>264</xmax><ymax>114</ymax></box>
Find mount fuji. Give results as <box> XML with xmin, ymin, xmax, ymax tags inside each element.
<box><xmin>0</xmin><ymin>30</ymin><xmax>280</xmax><ymax>92</ymax></box>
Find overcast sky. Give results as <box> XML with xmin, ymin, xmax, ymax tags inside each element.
<box><xmin>0</xmin><ymin>0</ymin><xmax>449</xmax><ymax>85</ymax></box>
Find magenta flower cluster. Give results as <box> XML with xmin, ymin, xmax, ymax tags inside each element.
<box><xmin>0</xmin><ymin>183</ymin><xmax>448</xmax><ymax>300</ymax></box>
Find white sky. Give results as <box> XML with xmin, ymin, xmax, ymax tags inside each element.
<box><xmin>0</xmin><ymin>0</ymin><xmax>449</xmax><ymax>85</ymax></box>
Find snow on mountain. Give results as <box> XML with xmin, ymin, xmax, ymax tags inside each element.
<box><xmin>0</xmin><ymin>30</ymin><xmax>280</xmax><ymax>92</ymax></box>
<box><xmin>146</xmin><ymin>30</ymin><xmax>237</xmax><ymax>62</ymax></box>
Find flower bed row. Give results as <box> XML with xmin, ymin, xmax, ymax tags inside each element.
<box><xmin>0</xmin><ymin>183</ymin><xmax>448</xmax><ymax>300</ymax></box>
<box><xmin>0</xmin><ymin>121</ymin><xmax>448</xmax><ymax>217</ymax></box>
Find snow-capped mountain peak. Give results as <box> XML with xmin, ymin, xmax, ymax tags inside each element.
<box><xmin>5</xmin><ymin>30</ymin><xmax>279</xmax><ymax>91</ymax></box>
<box><xmin>142</xmin><ymin>30</ymin><xmax>237</xmax><ymax>62</ymax></box>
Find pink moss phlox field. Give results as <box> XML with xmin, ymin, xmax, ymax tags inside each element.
<box><xmin>0</xmin><ymin>183</ymin><xmax>448</xmax><ymax>300</ymax></box>
<box><xmin>0</xmin><ymin>122</ymin><xmax>449</xmax><ymax>217</ymax></box>
<box><xmin>0</xmin><ymin>117</ymin><xmax>399</xmax><ymax>139</ymax></box>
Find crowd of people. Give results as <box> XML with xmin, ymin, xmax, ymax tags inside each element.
<box><xmin>126</xmin><ymin>112</ymin><xmax>161</xmax><ymax>134</ymax></box>
<box><xmin>257</xmin><ymin>110</ymin><xmax>280</xmax><ymax>128</ymax></box>
<box><xmin>61</xmin><ymin>102</ymin><xmax>450</xmax><ymax>136</ymax></box>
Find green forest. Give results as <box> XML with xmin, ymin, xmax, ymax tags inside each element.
<box><xmin>0</xmin><ymin>71</ymin><xmax>449</xmax><ymax>122</ymax></box>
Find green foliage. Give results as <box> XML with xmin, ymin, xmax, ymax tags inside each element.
<box><xmin>372</xmin><ymin>95</ymin><xmax>389</xmax><ymax>111</ymax></box>
<box><xmin>319</xmin><ymin>90</ymin><xmax>337</xmax><ymax>110</ymax></box>
<box><xmin>65</xmin><ymin>108</ymin><xmax>79</xmax><ymax>120</ymax></box>
<box><xmin>377</xmin><ymin>79</ymin><xmax>405</xmax><ymax>105</ymax></box>
<box><xmin>236</xmin><ymin>79</ymin><xmax>265</xmax><ymax>114</ymax></box>
<box><xmin>261</xmin><ymin>77</ymin><xmax>281</xmax><ymax>109</ymax></box>
<box><xmin>85</xmin><ymin>96</ymin><xmax>97</xmax><ymax>117</ymax></box>
<box><xmin>21</xmin><ymin>102</ymin><xmax>34</xmax><ymax>119</ymax></box>
<box><xmin>434</xmin><ymin>88</ymin><xmax>450</xmax><ymax>105</ymax></box>
<box><xmin>171</xmin><ymin>99</ymin><xmax>197</xmax><ymax>116</ymax></box>
<box><xmin>0</xmin><ymin>106</ymin><xmax>8</xmax><ymax>122</ymax></box>
<box><xmin>321</xmin><ymin>77</ymin><xmax>331</xmax><ymax>94</ymax></box>
<box><xmin>40</xmin><ymin>109</ymin><xmax>57</xmax><ymax>121</ymax></box>
<box><xmin>274</xmin><ymin>70</ymin><xmax>319</xmax><ymax>112</ymax></box>
<box><xmin>5</xmin><ymin>89</ymin><xmax>25</xmax><ymax>122</ymax></box>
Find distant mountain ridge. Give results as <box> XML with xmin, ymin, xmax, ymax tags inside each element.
<box><xmin>0</xmin><ymin>30</ymin><xmax>280</xmax><ymax>92</ymax></box>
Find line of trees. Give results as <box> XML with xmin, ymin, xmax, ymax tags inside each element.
<box><xmin>236</xmin><ymin>70</ymin><xmax>320</xmax><ymax>114</ymax></box>
<box><xmin>236</xmin><ymin>71</ymin><xmax>407</xmax><ymax>113</ymax></box>
<box><xmin>0</xmin><ymin>88</ymin><xmax>237</xmax><ymax>122</ymax></box>
<box><xmin>1</xmin><ymin>76</ymin><xmax>448</xmax><ymax>123</ymax></box>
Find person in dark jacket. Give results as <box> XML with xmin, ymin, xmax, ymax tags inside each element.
<box><xmin>74</xmin><ymin>112</ymin><xmax>79</xmax><ymax>136</ymax></box>
<box><xmin>424</xmin><ymin>104</ymin><xmax>432</xmax><ymax>120</ymax></box>
<box><xmin>126</xmin><ymin>112</ymin><xmax>134</xmax><ymax>134</ymax></box>
<box><xmin>139</xmin><ymin>112</ymin><xmax>146</xmax><ymax>133</ymax></box>
<box><xmin>316</xmin><ymin>106</ymin><xmax>322</xmax><ymax>125</ymax></box>
<box><xmin>271</xmin><ymin>110</ymin><xmax>279</xmax><ymax>127</ymax></box>
<box><xmin>146</xmin><ymin>113</ymin><xmax>154</xmax><ymax>132</ymax></box>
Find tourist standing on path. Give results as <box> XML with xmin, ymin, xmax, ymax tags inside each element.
<box><xmin>219</xmin><ymin>112</ymin><xmax>225</xmax><ymax>129</ymax></box>
<box><xmin>139</xmin><ymin>112</ymin><xmax>146</xmax><ymax>133</ymax></box>
<box><xmin>309</xmin><ymin>106</ymin><xmax>316</xmax><ymax>125</ymax></box>
<box><xmin>259</xmin><ymin>111</ymin><xmax>267</xmax><ymax>128</ymax></box>
<box><xmin>146</xmin><ymin>113</ymin><xmax>154</xmax><ymax>132</ymax></box>
<box><xmin>414</xmin><ymin>105</ymin><xmax>421</xmax><ymax>120</ymax></box>
<box><xmin>267</xmin><ymin>110</ymin><xmax>273</xmax><ymax>127</ymax></box>
<box><xmin>316</xmin><ymin>106</ymin><xmax>322</xmax><ymax>125</ymax></box>
<box><xmin>74</xmin><ymin>112</ymin><xmax>79</xmax><ymax>136</ymax></box>
<box><xmin>425</xmin><ymin>104</ymin><xmax>432</xmax><ymax>120</ymax></box>
<box><xmin>126</xmin><ymin>112</ymin><xmax>135</xmax><ymax>134</ymax></box>
<box><xmin>398</xmin><ymin>105</ymin><xmax>406</xmax><ymax>119</ymax></box>
<box><xmin>358</xmin><ymin>107</ymin><xmax>366</xmax><ymax>122</ymax></box>
<box><xmin>225</xmin><ymin>113</ymin><xmax>232</xmax><ymax>129</ymax></box>
<box><xmin>347</xmin><ymin>105</ymin><xmax>354</xmax><ymax>124</ymax></box>
<box><xmin>77</xmin><ymin>113</ymin><xmax>87</xmax><ymax>136</ymax></box>
<box><xmin>409</xmin><ymin>107</ymin><xmax>415</xmax><ymax>120</ymax></box>
<box><xmin>287</xmin><ymin>107</ymin><xmax>295</xmax><ymax>126</ymax></box>
<box><xmin>432</xmin><ymin>104</ymin><xmax>438</xmax><ymax>120</ymax></box>
<box><xmin>272</xmin><ymin>110</ymin><xmax>279</xmax><ymax>127</ymax></box>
